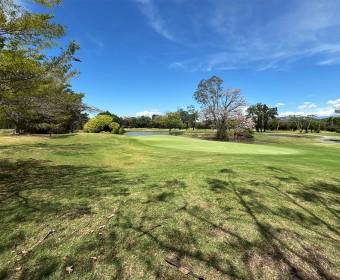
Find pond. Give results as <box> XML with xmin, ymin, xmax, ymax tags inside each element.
<box><xmin>125</xmin><ymin>131</ymin><xmax>169</xmax><ymax>136</ymax></box>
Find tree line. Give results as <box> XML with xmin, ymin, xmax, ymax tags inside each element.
<box><xmin>0</xmin><ymin>0</ymin><xmax>89</xmax><ymax>134</ymax></box>
<box><xmin>83</xmin><ymin>75</ymin><xmax>339</xmax><ymax>140</ymax></box>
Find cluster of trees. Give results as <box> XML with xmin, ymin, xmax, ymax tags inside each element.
<box><xmin>246</xmin><ymin>104</ymin><xmax>340</xmax><ymax>133</ymax></box>
<box><xmin>247</xmin><ymin>103</ymin><xmax>278</xmax><ymax>132</ymax></box>
<box><xmin>0</xmin><ymin>0</ymin><xmax>88</xmax><ymax>134</ymax></box>
<box><xmin>267</xmin><ymin>116</ymin><xmax>340</xmax><ymax>133</ymax></box>
<box><xmin>120</xmin><ymin>107</ymin><xmax>198</xmax><ymax>131</ymax></box>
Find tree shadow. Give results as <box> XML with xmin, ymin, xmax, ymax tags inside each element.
<box><xmin>0</xmin><ymin>158</ymin><xmax>139</xmax><ymax>261</ymax></box>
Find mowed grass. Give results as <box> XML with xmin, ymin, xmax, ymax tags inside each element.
<box><xmin>0</xmin><ymin>132</ymin><xmax>339</xmax><ymax>280</ymax></box>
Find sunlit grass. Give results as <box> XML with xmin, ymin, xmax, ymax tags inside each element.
<box><xmin>0</xmin><ymin>132</ymin><xmax>339</xmax><ymax>279</ymax></box>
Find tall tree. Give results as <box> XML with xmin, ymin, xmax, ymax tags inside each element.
<box><xmin>194</xmin><ymin>76</ymin><xmax>245</xmax><ymax>140</ymax></box>
<box><xmin>0</xmin><ymin>0</ymin><xmax>87</xmax><ymax>134</ymax></box>
<box><xmin>187</xmin><ymin>105</ymin><xmax>198</xmax><ymax>130</ymax></box>
<box><xmin>247</xmin><ymin>103</ymin><xmax>278</xmax><ymax>132</ymax></box>
<box><xmin>0</xmin><ymin>0</ymin><xmax>64</xmax><ymax>94</ymax></box>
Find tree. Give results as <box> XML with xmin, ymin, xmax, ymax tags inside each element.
<box><xmin>232</xmin><ymin>112</ymin><xmax>254</xmax><ymax>140</ymax></box>
<box><xmin>194</xmin><ymin>76</ymin><xmax>246</xmax><ymax>140</ymax></box>
<box><xmin>159</xmin><ymin>112</ymin><xmax>183</xmax><ymax>131</ymax></box>
<box><xmin>1</xmin><ymin>41</ymin><xmax>86</xmax><ymax>134</ymax></box>
<box><xmin>97</xmin><ymin>111</ymin><xmax>121</xmax><ymax>124</ymax></box>
<box><xmin>187</xmin><ymin>105</ymin><xmax>199</xmax><ymax>130</ymax></box>
<box><xmin>177</xmin><ymin>108</ymin><xmax>190</xmax><ymax>129</ymax></box>
<box><xmin>246</xmin><ymin>103</ymin><xmax>278</xmax><ymax>132</ymax></box>
<box><xmin>289</xmin><ymin>115</ymin><xmax>315</xmax><ymax>133</ymax></box>
<box><xmin>84</xmin><ymin>114</ymin><xmax>121</xmax><ymax>134</ymax></box>
<box><xmin>0</xmin><ymin>0</ymin><xmax>88</xmax><ymax>134</ymax></box>
<box><xmin>0</xmin><ymin>0</ymin><xmax>64</xmax><ymax>95</ymax></box>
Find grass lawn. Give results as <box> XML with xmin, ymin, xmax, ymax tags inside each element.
<box><xmin>0</xmin><ymin>132</ymin><xmax>339</xmax><ymax>279</ymax></box>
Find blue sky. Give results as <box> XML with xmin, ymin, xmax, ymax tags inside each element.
<box><xmin>34</xmin><ymin>0</ymin><xmax>340</xmax><ymax>117</ymax></box>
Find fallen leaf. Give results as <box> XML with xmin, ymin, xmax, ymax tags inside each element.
<box><xmin>99</xmin><ymin>225</ymin><xmax>105</xmax><ymax>229</ymax></box>
<box><xmin>63</xmin><ymin>256</ymin><xmax>67</xmax><ymax>261</ymax></box>
<box><xmin>21</xmin><ymin>250</ymin><xmax>28</xmax><ymax>256</ymax></box>
<box><xmin>15</xmin><ymin>266</ymin><xmax>21</xmax><ymax>272</ymax></box>
<box><xmin>107</xmin><ymin>214</ymin><xmax>115</xmax><ymax>219</ymax></box>
<box><xmin>66</xmin><ymin>266</ymin><xmax>73</xmax><ymax>274</ymax></box>
<box><xmin>179</xmin><ymin>266</ymin><xmax>191</xmax><ymax>275</ymax></box>
<box><xmin>90</xmin><ymin>256</ymin><xmax>98</xmax><ymax>261</ymax></box>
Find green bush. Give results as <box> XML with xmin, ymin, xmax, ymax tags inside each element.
<box><xmin>84</xmin><ymin>115</ymin><xmax>114</xmax><ymax>133</ymax></box>
<box><xmin>109</xmin><ymin>122</ymin><xmax>120</xmax><ymax>134</ymax></box>
<box><xmin>118</xmin><ymin>127</ymin><xmax>125</xmax><ymax>134</ymax></box>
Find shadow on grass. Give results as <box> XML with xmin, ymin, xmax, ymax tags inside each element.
<box><xmin>0</xmin><ymin>142</ymin><xmax>95</xmax><ymax>157</ymax></box>
<box><xmin>109</xmin><ymin>176</ymin><xmax>339</xmax><ymax>280</ymax></box>
<box><xmin>1</xmin><ymin>158</ymin><xmax>339</xmax><ymax>279</ymax></box>
<box><xmin>0</xmin><ymin>158</ymin><xmax>145</xmax><ymax>279</ymax></box>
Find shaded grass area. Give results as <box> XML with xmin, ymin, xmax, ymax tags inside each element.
<box><xmin>0</xmin><ymin>133</ymin><xmax>339</xmax><ymax>279</ymax></box>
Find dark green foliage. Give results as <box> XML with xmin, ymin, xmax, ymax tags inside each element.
<box><xmin>0</xmin><ymin>0</ymin><xmax>88</xmax><ymax>134</ymax></box>
<box><xmin>247</xmin><ymin>103</ymin><xmax>278</xmax><ymax>132</ymax></box>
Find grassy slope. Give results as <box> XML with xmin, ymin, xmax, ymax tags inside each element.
<box><xmin>0</xmin><ymin>133</ymin><xmax>339</xmax><ymax>279</ymax></box>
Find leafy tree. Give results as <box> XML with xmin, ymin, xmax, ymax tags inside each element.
<box><xmin>177</xmin><ymin>108</ymin><xmax>190</xmax><ymax>129</ymax></box>
<box><xmin>97</xmin><ymin>111</ymin><xmax>121</xmax><ymax>124</ymax></box>
<box><xmin>0</xmin><ymin>0</ymin><xmax>64</xmax><ymax>94</ymax></box>
<box><xmin>246</xmin><ymin>103</ymin><xmax>278</xmax><ymax>132</ymax></box>
<box><xmin>0</xmin><ymin>0</ymin><xmax>88</xmax><ymax>134</ymax></box>
<box><xmin>178</xmin><ymin>106</ymin><xmax>198</xmax><ymax>129</ymax></box>
<box><xmin>159</xmin><ymin>112</ymin><xmax>183</xmax><ymax>131</ymax></box>
<box><xmin>289</xmin><ymin>115</ymin><xmax>315</xmax><ymax>133</ymax></box>
<box><xmin>187</xmin><ymin>105</ymin><xmax>199</xmax><ymax>130</ymax></box>
<box><xmin>194</xmin><ymin>76</ymin><xmax>246</xmax><ymax>140</ymax></box>
<box><xmin>136</xmin><ymin>116</ymin><xmax>152</xmax><ymax>128</ymax></box>
<box><xmin>84</xmin><ymin>114</ymin><xmax>122</xmax><ymax>133</ymax></box>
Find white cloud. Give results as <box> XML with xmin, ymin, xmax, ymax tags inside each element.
<box><xmin>280</xmin><ymin>99</ymin><xmax>340</xmax><ymax>117</ymax></box>
<box><xmin>298</xmin><ymin>102</ymin><xmax>317</xmax><ymax>110</ymax></box>
<box><xmin>275</xmin><ymin>102</ymin><xmax>285</xmax><ymax>107</ymax></box>
<box><xmin>135</xmin><ymin>0</ymin><xmax>340</xmax><ymax>71</ymax></box>
<box><xmin>136</xmin><ymin>110</ymin><xmax>161</xmax><ymax>118</ymax></box>
<box><xmin>327</xmin><ymin>98</ymin><xmax>340</xmax><ymax>108</ymax></box>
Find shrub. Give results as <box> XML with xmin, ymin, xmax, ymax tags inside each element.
<box><xmin>109</xmin><ymin>122</ymin><xmax>120</xmax><ymax>134</ymax></box>
<box><xmin>118</xmin><ymin>127</ymin><xmax>125</xmax><ymax>134</ymax></box>
<box><xmin>84</xmin><ymin>115</ymin><xmax>114</xmax><ymax>133</ymax></box>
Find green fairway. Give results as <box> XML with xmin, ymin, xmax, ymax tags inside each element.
<box><xmin>0</xmin><ymin>133</ymin><xmax>339</xmax><ymax>279</ymax></box>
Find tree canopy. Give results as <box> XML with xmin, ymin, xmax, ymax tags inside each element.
<box><xmin>246</xmin><ymin>103</ymin><xmax>278</xmax><ymax>132</ymax></box>
<box><xmin>0</xmin><ymin>0</ymin><xmax>88</xmax><ymax>134</ymax></box>
<box><xmin>194</xmin><ymin>75</ymin><xmax>246</xmax><ymax>140</ymax></box>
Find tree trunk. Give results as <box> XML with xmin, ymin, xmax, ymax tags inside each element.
<box><xmin>216</xmin><ymin>123</ymin><xmax>228</xmax><ymax>141</ymax></box>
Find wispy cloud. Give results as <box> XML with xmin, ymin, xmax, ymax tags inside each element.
<box><xmin>135</xmin><ymin>0</ymin><xmax>340</xmax><ymax>71</ymax></box>
<box><xmin>86</xmin><ymin>34</ymin><xmax>105</xmax><ymax>49</ymax></box>
<box><xmin>134</xmin><ymin>0</ymin><xmax>175</xmax><ymax>42</ymax></box>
